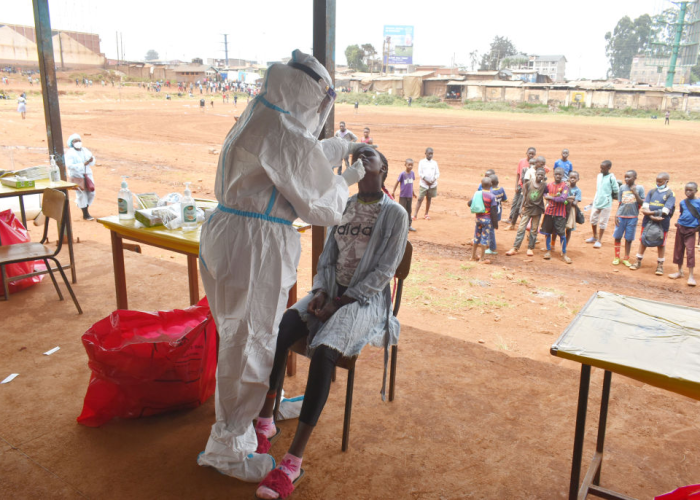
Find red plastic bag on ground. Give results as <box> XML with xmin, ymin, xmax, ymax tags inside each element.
<box><xmin>0</xmin><ymin>209</ymin><xmax>44</xmax><ymax>296</ymax></box>
<box><xmin>656</xmin><ymin>485</ymin><xmax>700</xmax><ymax>500</ymax></box>
<box><xmin>77</xmin><ymin>297</ymin><xmax>217</xmax><ymax>427</ymax></box>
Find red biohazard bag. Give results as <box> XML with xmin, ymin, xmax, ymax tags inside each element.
<box><xmin>0</xmin><ymin>209</ymin><xmax>45</xmax><ymax>296</ymax></box>
<box><xmin>77</xmin><ymin>297</ymin><xmax>217</xmax><ymax>427</ymax></box>
<box><xmin>656</xmin><ymin>485</ymin><xmax>700</xmax><ymax>500</ymax></box>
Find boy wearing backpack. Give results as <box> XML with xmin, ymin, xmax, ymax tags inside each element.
<box><xmin>630</xmin><ymin>172</ymin><xmax>676</xmax><ymax>275</ymax></box>
<box><xmin>669</xmin><ymin>182</ymin><xmax>700</xmax><ymax>286</ymax></box>
<box><xmin>468</xmin><ymin>176</ymin><xmax>498</xmax><ymax>263</ymax></box>
<box><xmin>506</xmin><ymin>168</ymin><xmax>547</xmax><ymax>257</ymax></box>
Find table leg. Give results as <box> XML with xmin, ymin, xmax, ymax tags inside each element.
<box><xmin>187</xmin><ymin>254</ymin><xmax>199</xmax><ymax>306</ymax></box>
<box><xmin>63</xmin><ymin>194</ymin><xmax>77</xmax><ymax>283</ymax></box>
<box><xmin>593</xmin><ymin>371</ymin><xmax>612</xmax><ymax>486</ymax></box>
<box><xmin>569</xmin><ymin>364</ymin><xmax>591</xmax><ymax>500</ymax></box>
<box><xmin>110</xmin><ymin>230</ymin><xmax>128</xmax><ymax>309</ymax></box>
<box><xmin>19</xmin><ymin>195</ymin><xmax>26</xmax><ymax>228</ymax></box>
<box><xmin>286</xmin><ymin>282</ymin><xmax>298</xmax><ymax>376</ymax></box>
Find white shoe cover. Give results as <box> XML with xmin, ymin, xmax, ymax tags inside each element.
<box><xmin>197</xmin><ymin>439</ymin><xmax>275</xmax><ymax>482</ymax></box>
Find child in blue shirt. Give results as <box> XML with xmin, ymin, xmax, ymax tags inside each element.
<box><xmin>566</xmin><ymin>171</ymin><xmax>582</xmax><ymax>244</ymax></box>
<box><xmin>669</xmin><ymin>182</ymin><xmax>700</xmax><ymax>286</ymax></box>
<box><xmin>485</xmin><ymin>174</ymin><xmax>507</xmax><ymax>255</ymax></box>
<box><xmin>554</xmin><ymin>149</ymin><xmax>573</xmax><ymax>180</ymax></box>
<box><xmin>630</xmin><ymin>172</ymin><xmax>676</xmax><ymax>275</ymax></box>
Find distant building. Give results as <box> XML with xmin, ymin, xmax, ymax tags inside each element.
<box><xmin>0</xmin><ymin>22</ymin><xmax>104</xmax><ymax>68</ymax></box>
<box><xmin>528</xmin><ymin>55</ymin><xmax>566</xmax><ymax>82</ymax></box>
<box><xmin>630</xmin><ymin>54</ymin><xmax>691</xmax><ymax>85</ymax></box>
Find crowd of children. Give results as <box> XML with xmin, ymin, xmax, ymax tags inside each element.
<box><xmin>455</xmin><ymin>146</ymin><xmax>700</xmax><ymax>287</ymax></box>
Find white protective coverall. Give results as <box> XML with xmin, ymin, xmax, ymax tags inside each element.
<box><xmin>65</xmin><ymin>133</ymin><xmax>96</xmax><ymax>209</ymax></box>
<box><xmin>197</xmin><ymin>50</ymin><xmax>354</xmax><ymax>481</ymax></box>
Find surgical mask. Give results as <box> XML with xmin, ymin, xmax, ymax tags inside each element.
<box><xmin>73</xmin><ymin>141</ymin><xmax>82</xmax><ymax>149</ymax></box>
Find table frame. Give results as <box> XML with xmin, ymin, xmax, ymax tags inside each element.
<box><xmin>0</xmin><ymin>183</ymin><xmax>77</xmax><ymax>284</ymax></box>
<box><xmin>568</xmin><ymin>366</ymin><xmax>636</xmax><ymax>500</ymax></box>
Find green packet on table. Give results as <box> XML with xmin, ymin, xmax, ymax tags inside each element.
<box><xmin>1</xmin><ymin>177</ymin><xmax>36</xmax><ymax>189</ymax></box>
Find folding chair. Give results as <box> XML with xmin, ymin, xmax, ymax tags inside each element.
<box><xmin>275</xmin><ymin>240</ymin><xmax>412</xmax><ymax>451</ymax></box>
<box><xmin>0</xmin><ymin>188</ymin><xmax>82</xmax><ymax>314</ymax></box>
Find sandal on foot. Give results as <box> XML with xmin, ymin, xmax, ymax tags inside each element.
<box><xmin>526</xmin><ymin>249</ymin><xmax>534</xmax><ymax>257</ymax></box>
<box><xmin>563</xmin><ymin>255</ymin><xmax>572</xmax><ymax>264</ymax></box>
<box><xmin>668</xmin><ymin>272</ymin><xmax>684</xmax><ymax>280</ymax></box>
<box><xmin>255</xmin><ymin>427</ymin><xmax>281</xmax><ymax>454</ymax></box>
<box><xmin>543</xmin><ymin>252</ymin><xmax>551</xmax><ymax>260</ymax></box>
<box><xmin>424</xmin><ymin>215</ymin><xmax>431</xmax><ymax>220</ymax></box>
<box><xmin>612</xmin><ymin>257</ymin><xmax>620</xmax><ymax>265</ymax></box>
<box><xmin>505</xmin><ymin>248</ymin><xmax>517</xmax><ymax>256</ymax></box>
<box><xmin>688</xmin><ymin>277</ymin><xmax>697</xmax><ymax>287</ymax></box>
<box><xmin>256</xmin><ymin>468</ymin><xmax>305</xmax><ymax>499</ymax></box>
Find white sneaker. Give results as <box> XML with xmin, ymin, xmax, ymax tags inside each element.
<box><xmin>593</xmin><ymin>241</ymin><xmax>602</xmax><ymax>249</ymax></box>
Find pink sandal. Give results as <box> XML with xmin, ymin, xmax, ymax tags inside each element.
<box><xmin>424</xmin><ymin>215</ymin><xmax>430</xmax><ymax>220</ymax></box>
<box><xmin>256</xmin><ymin>467</ymin><xmax>305</xmax><ymax>499</ymax></box>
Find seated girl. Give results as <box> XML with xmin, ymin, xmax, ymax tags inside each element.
<box><xmin>254</xmin><ymin>145</ymin><xmax>408</xmax><ymax>499</ymax></box>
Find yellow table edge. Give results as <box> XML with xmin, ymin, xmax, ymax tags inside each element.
<box><xmin>97</xmin><ymin>215</ymin><xmax>200</xmax><ymax>255</ymax></box>
<box><xmin>0</xmin><ymin>179</ymin><xmax>78</xmax><ymax>196</ymax></box>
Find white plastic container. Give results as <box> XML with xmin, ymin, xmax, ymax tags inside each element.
<box><xmin>118</xmin><ymin>176</ymin><xmax>135</xmax><ymax>220</ymax></box>
<box><xmin>181</xmin><ymin>182</ymin><xmax>197</xmax><ymax>232</ymax></box>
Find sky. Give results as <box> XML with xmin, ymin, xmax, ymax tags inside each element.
<box><xmin>4</xmin><ymin>0</ymin><xmax>671</xmax><ymax>79</ymax></box>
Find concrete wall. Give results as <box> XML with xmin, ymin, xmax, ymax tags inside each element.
<box><xmin>457</xmin><ymin>83</ymin><xmax>700</xmax><ymax>112</ymax></box>
<box><xmin>0</xmin><ymin>25</ymin><xmax>104</xmax><ymax>69</ymax></box>
<box><xmin>423</xmin><ymin>80</ymin><xmax>447</xmax><ymax>97</ymax></box>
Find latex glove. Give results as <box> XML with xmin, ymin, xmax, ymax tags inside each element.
<box><xmin>346</xmin><ymin>141</ymin><xmax>377</xmax><ymax>157</ymax></box>
<box><xmin>341</xmin><ymin>158</ymin><xmax>366</xmax><ymax>186</ymax></box>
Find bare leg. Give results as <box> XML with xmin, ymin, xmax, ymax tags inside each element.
<box><xmin>287</xmin><ymin>422</ymin><xmax>315</xmax><ymax>458</ymax></box>
<box><xmin>624</xmin><ymin>239</ymin><xmax>633</xmax><ymax>259</ymax></box>
<box><xmin>688</xmin><ymin>267</ymin><xmax>696</xmax><ymax>286</ymax></box>
<box><xmin>590</xmin><ymin>224</ymin><xmax>598</xmax><ymax>241</ymax></box>
<box><xmin>424</xmin><ymin>196</ymin><xmax>432</xmax><ymax>217</ymax></box>
<box><xmin>413</xmin><ymin>197</ymin><xmax>424</xmax><ymax>219</ymax></box>
<box><xmin>598</xmin><ymin>228</ymin><xmax>606</xmax><ymax>242</ymax></box>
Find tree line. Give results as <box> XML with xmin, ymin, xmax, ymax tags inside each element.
<box><xmin>605</xmin><ymin>6</ymin><xmax>700</xmax><ymax>82</ymax></box>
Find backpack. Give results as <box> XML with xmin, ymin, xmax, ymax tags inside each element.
<box><xmin>641</xmin><ymin>220</ymin><xmax>665</xmax><ymax>248</ymax></box>
<box><xmin>470</xmin><ymin>191</ymin><xmax>486</xmax><ymax>214</ymax></box>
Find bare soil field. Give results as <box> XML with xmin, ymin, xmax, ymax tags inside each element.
<box><xmin>1</xmin><ymin>79</ymin><xmax>699</xmax><ymax>499</ymax></box>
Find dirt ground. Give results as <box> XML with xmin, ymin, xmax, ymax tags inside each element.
<box><xmin>1</xmin><ymin>77</ymin><xmax>700</xmax><ymax>499</ymax></box>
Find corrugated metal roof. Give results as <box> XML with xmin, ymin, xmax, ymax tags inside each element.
<box><xmin>403</xmin><ymin>70</ymin><xmax>435</xmax><ymax>77</ymax></box>
<box><xmin>425</xmin><ymin>75</ymin><xmax>464</xmax><ymax>81</ymax></box>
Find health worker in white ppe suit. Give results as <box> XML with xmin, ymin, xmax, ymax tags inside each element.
<box><xmin>65</xmin><ymin>133</ymin><xmax>96</xmax><ymax>221</ymax></box>
<box><xmin>197</xmin><ymin>49</ymin><xmax>367</xmax><ymax>482</ymax></box>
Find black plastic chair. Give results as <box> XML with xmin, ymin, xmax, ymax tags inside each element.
<box><xmin>275</xmin><ymin>240</ymin><xmax>412</xmax><ymax>451</ymax></box>
<box><xmin>0</xmin><ymin>188</ymin><xmax>82</xmax><ymax>314</ymax></box>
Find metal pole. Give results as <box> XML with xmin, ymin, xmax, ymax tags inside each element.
<box><xmin>224</xmin><ymin>34</ymin><xmax>229</xmax><ymax>67</ymax></box>
<box><xmin>311</xmin><ymin>0</ymin><xmax>336</xmax><ymax>279</ymax></box>
<box><xmin>32</xmin><ymin>0</ymin><xmax>66</xmax><ymax>179</ymax></box>
<box><xmin>666</xmin><ymin>1</ymin><xmax>688</xmax><ymax>87</ymax></box>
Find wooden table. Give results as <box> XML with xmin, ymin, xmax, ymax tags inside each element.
<box><xmin>0</xmin><ymin>179</ymin><xmax>78</xmax><ymax>283</ymax></box>
<box><xmin>98</xmin><ymin>210</ymin><xmax>311</xmax><ymax>375</ymax></box>
<box><xmin>551</xmin><ymin>291</ymin><xmax>700</xmax><ymax>500</ymax></box>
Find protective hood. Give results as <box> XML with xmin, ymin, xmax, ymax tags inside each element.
<box><xmin>261</xmin><ymin>50</ymin><xmax>335</xmax><ymax>138</ymax></box>
<box><xmin>67</xmin><ymin>133</ymin><xmax>81</xmax><ymax>148</ymax></box>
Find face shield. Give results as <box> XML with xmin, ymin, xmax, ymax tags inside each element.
<box><xmin>290</xmin><ymin>62</ymin><xmax>336</xmax><ymax>137</ymax></box>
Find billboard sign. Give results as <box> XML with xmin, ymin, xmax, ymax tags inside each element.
<box><xmin>384</xmin><ymin>25</ymin><xmax>414</xmax><ymax>65</ymax></box>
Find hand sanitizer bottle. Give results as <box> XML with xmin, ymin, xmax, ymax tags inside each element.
<box><xmin>118</xmin><ymin>176</ymin><xmax>135</xmax><ymax>220</ymax></box>
<box><xmin>181</xmin><ymin>182</ymin><xmax>197</xmax><ymax>232</ymax></box>
<box><xmin>49</xmin><ymin>155</ymin><xmax>60</xmax><ymax>184</ymax></box>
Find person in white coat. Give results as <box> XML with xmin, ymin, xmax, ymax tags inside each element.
<box><xmin>65</xmin><ymin>133</ymin><xmax>96</xmax><ymax>220</ymax></box>
<box><xmin>197</xmin><ymin>49</ymin><xmax>367</xmax><ymax>482</ymax></box>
